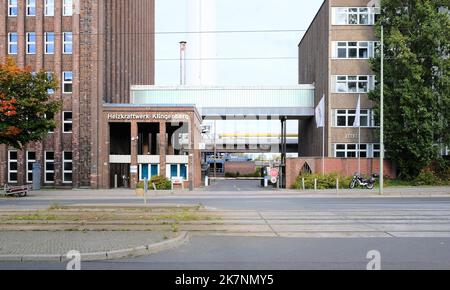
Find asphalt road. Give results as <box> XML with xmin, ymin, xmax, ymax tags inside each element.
<box><xmin>1</xmin><ymin>236</ymin><xmax>450</xmax><ymax>270</ymax></box>
<box><xmin>2</xmin><ymin>181</ymin><xmax>450</xmax><ymax>270</ymax></box>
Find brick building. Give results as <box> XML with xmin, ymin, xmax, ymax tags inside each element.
<box><xmin>298</xmin><ymin>0</ymin><xmax>381</xmax><ymax>159</ymax></box>
<box><xmin>0</xmin><ymin>0</ymin><xmax>155</xmax><ymax>189</ymax></box>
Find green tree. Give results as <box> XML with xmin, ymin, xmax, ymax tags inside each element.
<box><xmin>0</xmin><ymin>58</ymin><xmax>61</xmax><ymax>148</ymax></box>
<box><xmin>369</xmin><ymin>0</ymin><xmax>450</xmax><ymax>178</ymax></box>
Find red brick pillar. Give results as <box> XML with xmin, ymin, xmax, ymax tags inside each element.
<box><xmin>130</xmin><ymin>122</ymin><xmax>138</xmax><ymax>189</ymax></box>
<box><xmin>159</xmin><ymin>121</ymin><xmax>167</xmax><ymax>178</ymax></box>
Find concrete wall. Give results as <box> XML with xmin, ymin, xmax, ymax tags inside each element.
<box><xmin>285</xmin><ymin>157</ymin><xmax>396</xmax><ymax>189</ymax></box>
<box><xmin>298</xmin><ymin>0</ymin><xmax>330</xmax><ymax>157</ymax></box>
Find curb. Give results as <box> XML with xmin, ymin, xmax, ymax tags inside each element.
<box><xmin>0</xmin><ymin>231</ymin><xmax>190</xmax><ymax>263</ymax></box>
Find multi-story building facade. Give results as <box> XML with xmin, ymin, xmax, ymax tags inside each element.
<box><xmin>0</xmin><ymin>0</ymin><xmax>155</xmax><ymax>188</ymax></box>
<box><xmin>298</xmin><ymin>0</ymin><xmax>381</xmax><ymax>159</ymax></box>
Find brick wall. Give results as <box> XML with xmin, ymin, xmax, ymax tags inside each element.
<box><xmin>225</xmin><ymin>162</ymin><xmax>257</xmax><ymax>175</ymax></box>
<box><xmin>286</xmin><ymin>157</ymin><xmax>396</xmax><ymax>189</ymax></box>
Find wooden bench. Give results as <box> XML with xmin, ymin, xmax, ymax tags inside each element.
<box><xmin>3</xmin><ymin>184</ymin><xmax>30</xmax><ymax>197</ymax></box>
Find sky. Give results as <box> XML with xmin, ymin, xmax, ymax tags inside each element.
<box><xmin>155</xmin><ymin>0</ymin><xmax>324</xmax><ymax>141</ymax></box>
<box><xmin>155</xmin><ymin>0</ymin><xmax>323</xmax><ymax>85</ymax></box>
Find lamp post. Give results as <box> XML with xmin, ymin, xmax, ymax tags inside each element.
<box><xmin>379</xmin><ymin>24</ymin><xmax>385</xmax><ymax>195</ymax></box>
<box><xmin>179</xmin><ymin>41</ymin><xmax>187</xmax><ymax>85</ymax></box>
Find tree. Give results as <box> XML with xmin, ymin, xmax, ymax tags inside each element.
<box><xmin>369</xmin><ymin>0</ymin><xmax>450</xmax><ymax>178</ymax></box>
<box><xmin>0</xmin><ymin>58</ymin><xmax>61</xmax><ymax>148</ymax></box>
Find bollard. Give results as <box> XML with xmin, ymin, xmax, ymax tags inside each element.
<box><xmin>143</xmin><ymin>178</ymin><xmax>148</xmax><ymax>204</ymax></box>
<box><xmin>314</xmin><ymin>178</ymin><xmax>317</xmax><ymax>192</ymax></box>
<box><xmin>114</xmin><ymin>174</ymin><xmax>118</xmax><ymax>189</ymax></box>
<box><xmin>205</xmin><ymin>176</ymin><xmax>209</xmax><ymax>187</ymax></box>
<box><xmin>336</xmin><ymin>178</ymin><xmax>340</xmax><ymax>195</ymax></box>
<box><xmin>302</xmin><ymin>178</ymin><xmax>305</xmax><ymax>191</ymax></box>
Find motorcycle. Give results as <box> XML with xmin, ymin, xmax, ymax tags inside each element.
<box><xmin>349</xmin><ymin>173</ymin><xmax>378</xmax><ymax>189</ymax></box>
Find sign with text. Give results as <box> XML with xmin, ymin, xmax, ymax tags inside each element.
<box><xmin>107</xmin><ymin>113</ymin><xmax>190</xmax><ymax>121</ymax></box>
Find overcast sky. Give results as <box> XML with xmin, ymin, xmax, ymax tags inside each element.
<box><xmin>155</xmin><ymin>0</ymin><xmax>323</xmax><ymax>86</ymax></box>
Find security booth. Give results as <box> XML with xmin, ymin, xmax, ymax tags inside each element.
<box><xmin>101</xmin><ymin>105</ymin><xmax>203</xmax><ymax>190</ymax></box>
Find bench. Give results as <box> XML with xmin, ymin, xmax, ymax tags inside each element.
<box><xmin>3</xmin><ymin>184</ymin><xmax>30</xmax><ymax>197</ymax></box>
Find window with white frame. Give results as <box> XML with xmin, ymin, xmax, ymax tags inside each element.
<box><xmin>46</xmin><ymin>72</ymin><xmax>55</xmax><ymax>94</ymax></box>
<box><xmin>167</xmin><ymin>164</ymin><xmax>188</xmax><ymax>181</ymax></box>
<box><xmin>334</xmin><ymin>109</ymin><xmax>373</xmax><ymax>127</ymax></box>
<box><xmin>8</xmin><ymin>0</ymin><xmax>18</xmax><ymax>16</ymax></box>
<box><xmin>62</xmin><ymin>71</ymin><xmax>73</xmax><ymax>93</ymax></box>
<box><xmin>26</xmin><ymin>32</ymin><xmax>37</xmax><ymax>54</ymax></box>
<box><xmin>63</xmin><ymin>151</ymin><xmax>73</xmax><ymax>184</ymax></box>
<box><xmin>332</xmin><ymin>41</ymin><xmax>378</xmax><ymax>59</ymax></box>
<box><xmin>26</xmin><ymin>151</ymin><xmax>36</xmax><ymax>183</ymax></box>
<box><xmin>63</xmin><ymin>0</ymin><xmax>73</xmax><ymax>16</ymax></box>
<box><xmin>334</xmin><ymin>144</ymin><xmax>381</xmax><ymax>158</ymax></box>
<box><xmin>26</xmin><ymin>0</ymin><xmax>36</xmax><ymax>16</ymax></box>
<box><xmin>8</xmin><ymin>33</ymin><xmax>18</xmax><ymax>54</ymax></box>
<box><xmin>63</xmin><ymin>32</ymin><xmax>73</xmax><ymax>54</ymax></box>
<box><xmin>372</xmin><ymin>144</ymin><xmax>381</xmax><ymax>158</ymax></box>
<box><xmin>44</xmin><ymin>151</ymin><xmax>55</xmax><ymax>184</ymax></box>
<box><xmin>333</xmin><ymin>75</ymin><xmax>375</xmax><ymax>93</ymax></box>
<box><xmin>45</xmin><ymin>0</ymin><xmax>55</xmax><ymax>16</ymax></box>
<box><xmin>45</xmin><ymin>32</ymin><xmax>55</xmax><ymax>54</ymax></box>
<box><xmin>139</xmin><ymin>164</ymin><xmax>160</xmax><ymax>181</ymax></box>
<box><xmin>45</xmin><ymin>111</ymin><xmax>55</xmax><ymax>133</ymax></box>
<box><xmin>63</xmin><ymin>111</ymin><xmax>73</xmax><ymax>133</ymax></box>
<box><xmin>8</xmin><ymin>151</ymin><xmax>18</xmax><ymax>184</ymax></box>
<box><xmin>332</xmin><ymin>7</ymin><xmax>380</xmax><ymax>25</ymax></box>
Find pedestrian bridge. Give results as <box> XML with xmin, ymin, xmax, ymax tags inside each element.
<box><xmin>130</xmin><ymin>85</ymin><xmax>315</xmax><ymax>119</ymax></box>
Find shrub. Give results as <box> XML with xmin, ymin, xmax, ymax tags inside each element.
<box><xmin>412</xmin><ymin>170</ymin><xmax>443</xmax><ymax>186</ymax></box>
<box><xmin>136</xmin><ymin>176</ymin><xmax>172</xmax><ymax>190</ymax></box>
<box><xmin>292</xmin><ymin>173</ymin><xmax>353</xmax><ymax>190</ymax></box>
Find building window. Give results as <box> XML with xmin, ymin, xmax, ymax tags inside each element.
<box><xmin>26</xmin><ymin>32</ymin><xmax>37</xmax><ymax>54</ymax></box>
<box><xmin>168</xmin><ymin>164</ymin><xmax>188</xmax><ymax>181</ymax></box>
<box><xmin>63</xmin><ymin>111</ymin><xmax>73</xmax><ymax>133</ymax></box>
<box><xmin>63</xmin><ymin>32</ymin><xmax>73</xmax><ymax>54</ymax></box>
<box><xmin>139</xmin><ymin>164</ymin><xmax>159</xmax><ymax>181</ymax></box>
<box><xmin>26</xmin><ymin>0</ymin><xmax>36</xmax><ymax>16</ymax></box>
<box><xmin>45</xmin><ymin>0</ymin><xmax>55</xmax><ymax>16</ymax></box>
<box><xmin>45</xmin><ymin>111</ymin><xmax>55</xmax><ymax>133</ymax></box>
<box><xmin>8</xmin><ymin>0</ymin><xmax>18</xmax><ymax>16</ymax></box>
<box><xmin>8</xmin><ymin>151</ymin><xmax>18</xmax><ymax>184</ymax></box>
<box><xmin>62</xmin><ymin>71</ymin><xmax>73</xmax><ymax>93</ymax></box>
<box><xmin>334</xmin><ymin>109</ymin><xmax>372</xmax><ymax>127</ymax></box>
<box><xmin>46</xmin><ymin>72</ymin><xmax>55</xmax><ymax>94</ymax></box>
<box><xmin>332</xmin><ymin>41</ymin><xmax>378</xmax><ymax>59</ymax></box>
<box><xmin>372</xmin><ymin>144</ymin><xmax>381</xmax><ymax>158</ymax></box>
<box><xmin>335</xmin><ymin>144</ymin><xmax>380</xmax><ymax>158</ymax></box>
<box><xmin>332</xmin><ymin>7</ymin><xmax>379</xmax><ymax>25</ymax></box>
<box><xmin>333</xmin><ymin>75</ymin><xmax>375</xmax><ymax>93</ymax></box>
<box><xmin>44</xmin><ymin>151</ymin><xmax>55</xmax><ymax>184</ymax></box>
<box><xmin>63</xmin><ymin>151</ymin><xmax>73</xmax><ymax>184</ymax></box>
<box><xmin>63</xmin><ymin>0</ymin><xmax>73</xmax><ymax>16</ymax></box>
<box><xmin>45</xmin><ymin>32</ymin><xmax>55</xmax><ymax>54</ymax></box>
<box><xmin>8</xmin><ymin>33</ymin><xmax>18</xmax><ymax>55</ymax></box>
<box><xmin>26</xmin><ymin>151</ymin><xmax>36</xmax><ymax>183</ymax></box>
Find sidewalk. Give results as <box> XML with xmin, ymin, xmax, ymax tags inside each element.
<box><xmin>6</xmin><ymin>186</ymin><xmax>450</xmax><ymax>200</ymax></box>
<box><xmin>0</xmin><ymin>231</ymin><xmax>188</xmax><ymax>262</ymax></box>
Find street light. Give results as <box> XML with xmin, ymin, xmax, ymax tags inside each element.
<box><xmin>379</xmin><ymin>24</ymin><xmax>385</xmax><ymax>195</ymax></box>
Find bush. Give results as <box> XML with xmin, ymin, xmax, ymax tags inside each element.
<box><xmin>136</xmin><ymin>175</ymin><xmax>172</xmax><ymax>190</ymax></box>
<box><xmin>292</xmin><ymin>173</ymin><xmax>352</xmax><ymax>190</ymax></box>
<box><xmin>412</xmin><ymin>170</ymin><xmax>444</xmax><ymax>186</ymax></box>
